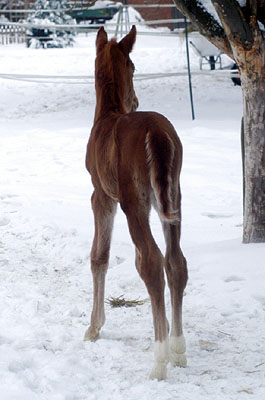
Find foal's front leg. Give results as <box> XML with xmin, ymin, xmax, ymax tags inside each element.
<box><xmin>84</xmin><ymin>190</ymin><xmax>116</xmax><ymax>341</ymax></box>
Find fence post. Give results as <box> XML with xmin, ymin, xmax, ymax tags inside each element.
<box><xmin>184</xmin><ymin>17</ymin><xmax>195</xmax><ymax>120</ymax></box>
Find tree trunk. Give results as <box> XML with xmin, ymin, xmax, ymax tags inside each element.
<box><xmin>241</xmin><ymin>72</ymin><xmax>265</xmax><ymax>243</ymax></box>
<box><xmin>237</xmin><ymin>35</ymin><xmax>265</xmax><ymax>243</ymax></box>
<box><xmin>172</xmin><ymin>0</ymin><xmax>265</xmax><ymax>242</ymax></box>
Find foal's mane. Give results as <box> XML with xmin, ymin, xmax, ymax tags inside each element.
<box><xmin>103</xmin><ymin>39</ymin><xmax>118</xmax><ymax>79</ymax></box>
<box><xmin>96</xmin><ymin>38</ymin><xmax>127</xmax><ymax>115</ymax></box>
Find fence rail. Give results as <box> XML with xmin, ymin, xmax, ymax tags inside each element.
<box><xmin>0</xmin><ymin>3</ymin><xmax>186</xmax><ymax>44</ymax></box>
<box><xmin>0</xmin><ymin>4</ymin><xmax>177</xmax><ymax>14</ymax></box>
<box><xmin>0</xmin><ymin>19</ymin><xmax>186</xmax><ymax>44</ymax></box>
<box><xmin>0</xmin><ymin>70</ymin><xmax>240</xmax><ymax>85</ymax></box>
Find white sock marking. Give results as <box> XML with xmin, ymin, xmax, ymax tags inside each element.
<box><xmin>149</xmin><ymin>339</ymin><xmax>169</xmax><ymax>381</ymax></box>
<box><xmin>170</xmin><ymin>334</ymin><xmax>186</xmax><ymax>354</ymax></box>
<box><xmin>169</xmin><ymin>334</ymin><xmax>187</xmax><ymax>368</ymax></box>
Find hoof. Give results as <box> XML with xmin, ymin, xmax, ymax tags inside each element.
<box><xmin>83</xmin><ymin>326</ymin><xmax>100</xmax><ymax>342</ymax></box>
<box><xmin>149</xmin><ymin>362</ymin><xmax>167</xmax><ymax>381</ymax></box>
<box><xmin>169</xmin><ymin>353</ymin><xmax>187</xmax><ymax>368</ymax></box>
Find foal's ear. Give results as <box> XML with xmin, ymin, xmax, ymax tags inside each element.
<box><xmin>119</xmin><ymin>25</ymin><xmax>136</xmax><ymax>55</ymax></box>
<box><xmin>96</xmin><ymin>27</ymin><xmax>108</xmax><ymax>54</ymax></box>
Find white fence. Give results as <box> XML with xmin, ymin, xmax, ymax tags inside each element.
<box><xmin>0</xmin><ymin>23</ymin><xmax>26</xmax><ymax>44</ymax></box>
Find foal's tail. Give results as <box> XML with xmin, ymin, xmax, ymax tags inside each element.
<box><xmin>145</xmin><ymin>129</ymin><xmax>182</xmax><ymax>223</ymax></box>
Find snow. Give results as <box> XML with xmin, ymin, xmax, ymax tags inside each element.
<box><xmin>90</xmin><ymin>1</ymin><xmax>122</xmax><ymax>10</ymax></box>
<box><xmin>189</xmin><ymin>32</ymin><xmax>222</xmax><ymax>56</ymax></box>
<box><xmin>236</xmin><ymin>0</ymin><xmax>247</xmax><ymax>6</ymax></box>
<box><xmin>1</xmin><ymin>26</ymin><xmax>265</xmax><ymax>400</ymax></box>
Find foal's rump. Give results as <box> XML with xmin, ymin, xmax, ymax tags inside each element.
<box><xmin>115</xmin><ymin>111</ymin><xmax>183</xmax><ymax>222</ymax></box>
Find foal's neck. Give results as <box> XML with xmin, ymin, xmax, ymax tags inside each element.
<box><xmin>94</xmin><ymin>76</ymin><xmax>126</xmax><ymax>123</ymax></box>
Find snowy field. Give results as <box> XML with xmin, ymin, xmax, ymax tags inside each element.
<box><xmin>1</xmin><ymin>24</ymin><xmax>265</xmax><ymax>400</ymax></box>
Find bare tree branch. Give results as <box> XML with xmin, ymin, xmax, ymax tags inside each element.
<box><xmin>244</xmin><ymin>0</ymin><xmax>265</xmax><ymax>38</ymax></box>
<box><xmin>173</xmin><ymin>0</ymin><xmax>233</xmax><ymax>58</ymax></box>
<box><xmin>257</xmin><ymin>0</ymin><xmax>265</xmax><ymax>25</ymax></box>
<box><xmin>247</xmin><ymin>0</ymin><xmax>258</xmax><ymax>19</ymax></box>
<box><xmin>212</xmin><ymin>0</ymin><xmax>254</xmax><ymax>49</ymax></box>
<box><xmin>246</xmin><ymin>0</ymin><xmax>265</xmax><ymax>31</ymax></box>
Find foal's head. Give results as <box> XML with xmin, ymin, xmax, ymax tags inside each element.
<box><xmin>95</xmin><ymin>26</ymin><xmax>139</xmax><ymax>116</ymax></box>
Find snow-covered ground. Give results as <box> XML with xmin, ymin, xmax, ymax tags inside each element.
<box><xmin>1</xmin><ymin>26</ymin><xmax>265</xmax><ymax>400</ymax></box>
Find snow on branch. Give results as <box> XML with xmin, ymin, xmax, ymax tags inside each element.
<box><xmin>173</xmin><ymin>0</ymin><xmax>233</xmax><ymax>57</ymax></box>
<box><xmin>212</xmin><ymin>0</ymin><xmax>254</xmax><ymax>48</ymax></box>
<box><xmin>173</xmin><ymin>0</ymin><xmax>223</xmax><ymax>36</ymax></box>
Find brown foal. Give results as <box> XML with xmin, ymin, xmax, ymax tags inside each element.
<box><xmin>84</xmin><ymin>25</ymin><xmax>188</xmax><ymax>380</ymax></box>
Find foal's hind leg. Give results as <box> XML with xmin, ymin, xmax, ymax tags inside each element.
<box><xmin>121</xmin><ymin>199</ymin><xmax>169</xmax><ymax>380</ymax></box>
<box><xmin>162</xmin><ymin>221</ymin><xmax>188</xmax><ymax>367</ymax></box>
<box><xmin>84</xmin><ymin>190</ymin><xmax>116</xmax><ymax>341</ymax></box>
